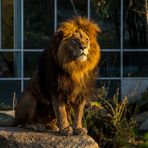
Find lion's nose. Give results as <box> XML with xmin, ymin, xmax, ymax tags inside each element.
<box><xmin>79</xmin><ymin>45</ymin><xmax>87</xmax><ymax>50</ymax></box>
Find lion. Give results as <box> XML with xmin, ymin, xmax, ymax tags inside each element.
<box><xmin>14</xmin><ymin>16</ymin><xmax>101</xmax><ymax>136</ymax></box>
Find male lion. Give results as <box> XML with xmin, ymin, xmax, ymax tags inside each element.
<box><xmin>14</xmin><ymin>16</ymin><xmax>101</xmax><ymax>136</ymax></box>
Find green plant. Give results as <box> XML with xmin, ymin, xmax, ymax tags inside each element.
<box><xmin>0</xmin><ymin>103</ymin><xmax>12</xmax><ymax>110</ymax></box>
<box><xmin>84</xmin><ymin>87</ymin><xmax>137</xmax><ymax>147</ymax></box>
<box><xmin>139</xmin><ymin>132</ymin><xmax>148</xmax><ymax>148</ymax></box>
<box><xmin>137</xmin><ymin>88</ymin><xmax>148</xmax><ymax>113</ymax></box>
<box><xmin>141</xmin><ymin>88</ymin><xmax>148</xmax><ymax>101</ymax></box>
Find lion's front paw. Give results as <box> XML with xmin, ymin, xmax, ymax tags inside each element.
<box><xmin>47</xmin><ymin>125</ymin><xmax>59</xmax><ymax>131</ymax></box>
<box><xmin>60</xmin><ymin>126</ymin><xmax>73</xmax><ymax>136</ymax></box>
<box><xmin>74</xmin><ymin>127</ymin><xmax>88</xmax><ymax>135</ymax></box>
<box><xmin>25</xmin><ymin>124</ymin><xmax>46</xmax><ymax>132</ymax></box>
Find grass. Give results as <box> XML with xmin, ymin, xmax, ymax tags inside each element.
<box><xmin>84</xmin><ymin>87</ymin><xmax>146</xmax><ymax>147</ymax></box>
<box><xmin>0</xmin><ymin>103</ymin><xmax>12</xmax><ymax>110</ymax></box>
<box><xmin>141</xmin><ymin>133</ymin><xmax>148</xmax><ymax>147</ymax></box>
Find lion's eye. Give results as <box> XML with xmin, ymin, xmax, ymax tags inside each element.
<box><xmin>71</xmin><ymin>39</ymin><xmax>77</xmax><ymax>44</ymax></box>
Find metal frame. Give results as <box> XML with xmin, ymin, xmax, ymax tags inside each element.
<box><xmin>120</xmin><ymin>0</ymin><xmax>123</xmax><ymax>79</ymax></box>
<box><xmin>20</xmin><ymin>0</ymin><xmax>24</xmax><ymax>92</ymax></box>
<box><xmin>13</xmin><ymin>0</ymin><xmax>24</xmax><ymax>92</ymax></box>
<box><xmin>0</xmin><ymin>0</ymin><xmax>1</xmax><ymax>49</ymax></box>
<box><xmin>54</xmin><ymin>0</ymin><xmax>57</xmax><ymax>32</ymax></box>
<box><xmin>87</xmin><ymin>0</ymin><xmax>90</xmax><ymax>19</ymax></box>
<box><xmin>120</xmin><ymin>0</ymin><xmax>124</xmax><ymax>96</ymax></box>
<box><xmin>0</xmin><ymin>0</ymin><xmax>148</xmax><ymax>97</ymax></box>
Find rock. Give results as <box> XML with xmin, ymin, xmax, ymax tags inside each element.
<box><xmin>0</xmin><ymin>110</ymin><xmax>15</xmax><ymax>126</ymax></box>
<box><xmin>136</xmin><ymin>111</ymin><xmax>148</xmax><ymax>124</ymax></box>
<box><xmin>0</xmin><ymin>110</ymin><xmax>15</xmax><ymax>117</ymax></box>
<box><xmin>0</xmin><ymin>127</ymin><xmax>99</xmax><ymax>148</ymax></box>
<box><xmin>139</xmin><ymin>119</ymin><xmax>148</xmax><ymax>131</ymax></box>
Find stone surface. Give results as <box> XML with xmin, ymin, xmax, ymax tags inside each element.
<box><xmin>0</xmin><ymin>110</ymin><xmax>15</xmax><ymax>126</ymax></box>
<box><xmin>139</xmin><ymin>119</ymin><xmax>148</xmax><ymax>131</ymax></box>
<box><xmin>0</xmin><ymin>110</ymin><xmax>15</xmax><ymax>117</ymax></box>
<box><xmin>0</xmin><ymin>127</ymin><xmax>99</xmax><ymax>148</ymax></box>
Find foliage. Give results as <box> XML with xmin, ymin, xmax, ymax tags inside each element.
<box><xmin>92</xmin><ymin>0</ymin><xmax>119</xmax><ymax>21</ymax></box>
<box><xmin>0</xmin><ymin>103</ymin><xmax>12</xmax><ymax>110</ymax></box>
<box><xmin>141</xmin><ymin>88</ymin><xmax>148</xmax><ymax>101</ymax></box>
<box><xmin>84</xmin><ymin>87</ymin><xmax>138</xmax><ymax>147</ymax></box>
<box><xmin>141</xmin><ymin>133</ymin><xmax>148</xmax><ymax>148</ymax></box>
<box><xmin>0</xmin><ymin>93</ymin><xmax>16</xmax><ymax>110</ymax></box>
<box><xmin>137</xmin><ymin>88</ymin><xmax>148</xmax><ymax>113</ymax></box>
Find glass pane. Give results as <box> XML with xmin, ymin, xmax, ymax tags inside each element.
<box><xmin>122</xmin><ymin>79</ymin><xmax>148</xmax><ymax>100</ymax></box>
<box><xmin>96</xmin><ymin>80</ymin><xmax>121</xmax><ymax>99</ymax></box>
<box><xmin>123</xmin><ymin>0</ymin><xmax>148</xmax><ymax>49</ymax></box>
<box><xmin>99</xmin><ymin>52</ymin><xmax>120</xmax><ymax>77</ymax></box>
<box><xmin>24</xmin><ymin>80</ymin><xmax>29</xmax><ymax>89</ymax></box>
<box><xmin>0</xmin><ymin>81</ymin><xmax>21</xmax><ymax>107</ymax></box>
<box><xmin>0</xmin><ymin>52</ymin><xmax>21</xmax><ymax>77</ymax></box>
<box><xmin>57</xmin><ymin>0</ymin><xmax>87</xmax><ymax>24</ymax></box>
<box><xmin>91</xmin><ymin>0</ymin><xmax>120</xmax><ymax>49</ymax></box>
<box><xmin>24</xmin><ymin>52</ymin><xmax>41</xmax><ymax>77</ymax></box>
<box><xmin>1</xmin><ymin>0</ymin><xmax>14</xmax><ymax>49</ymax></box>
<box><xmin>123</xmin><ymin>52</ymin><xmax>148</xmax><ymax>77</ymax></box>
<box><xmin>24</xmin><ymin>0</ymin><xmax>54</xmax><ymax>49</ymax></box>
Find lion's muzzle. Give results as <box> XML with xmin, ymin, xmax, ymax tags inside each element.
<box><xmin>72</xmin><ymin>48</ymin><xmax>88</xmax><ymax>61</ymax></box>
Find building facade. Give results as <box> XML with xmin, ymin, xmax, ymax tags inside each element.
<box><xmin>0</xmin><ymin>0</ymin><xmax>148</xmax><ymax>105</ymax></box>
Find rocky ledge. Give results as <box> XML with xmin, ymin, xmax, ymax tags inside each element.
<box><xmin>0</xmin><ymin>127</ymin><xmax>99</xmax><ymax>148</ymax></box>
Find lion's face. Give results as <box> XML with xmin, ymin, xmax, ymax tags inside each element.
<box><xmin>55</xmin><ymin>16</ymin><xmax>100</xmax><ymax>77</ymax></box>
<box><xmin>57</xmin><ymin>29</ymin><xmax>90</xmax><ymax>64</ymax></box>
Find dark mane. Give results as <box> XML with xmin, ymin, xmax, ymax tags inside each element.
<box><xmin>14</xmin><ymin>17</ymin><xmax>101</xmax><ymax>136</ymax></box>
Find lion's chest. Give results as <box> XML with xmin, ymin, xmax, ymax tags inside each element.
<box><xmin>68</xmin><ymin>75</ymin><xmax>87</xmax><ymax>104</ymax></box>
<box><xmin>57</xmin><ymin>72</ymin><xmax>88</xmax><ymax>104</ymax></box>
<box><xmin>68</xmin><ymin>86</ymin><xmax>82</xmax><ymax>104</ymax></box>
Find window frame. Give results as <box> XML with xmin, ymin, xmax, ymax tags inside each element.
<box><xmin>0</xmin><ymin>0</ymin><xmax>148</xmax><ymax>99</ymax></box>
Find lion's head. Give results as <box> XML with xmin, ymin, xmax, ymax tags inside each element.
<box><xmin>58</xmin><ymin>29</ymin><xmax>90</xmax><ymax>63</ymax></box>
<box><xmin>53</xmin><ymin>16</ymin><xmax>101</xmax><ymax>80</ymax></box>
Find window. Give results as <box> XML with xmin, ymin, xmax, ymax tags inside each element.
<box><xmin>123</xmin><ymin>0</ymin><xmax>148</xmax><ymax>49</ymax></box>
<box><xmin>57</xmin><ymin>0</ymin><xmax>87</xmax><ymax>24</ymax></box>
<box><xmin>24</xmin><ymin>0</ymin><xmax>54</xmax><ymax>49</ymax></box>
<box><xmin>99</xmin><ymin>52</ymin><xmax>120</xmax><ymax>77</ymax></box>
<box><xmin>91</xmin><ymin>0</ymin><xmax>121</xmax><ymax>49</ymax></box>
<box><xmin>24</xmin><ymin>52</ymin><xmax>41</xmax><ymax>77</ymax></box>
<box><xmin>0</xmin><ymin>0</ymin><xmax>148</xmax><ymax>106</ymax></box>
<box><xmin>123</xmin><ymin>52</ymin><xmax>148</xmax><ymax>77</ymax></box>
<box><xmin>1</xmin><ymin>0</ymin><xmax>14</xmax><ymax>49</ymax></box>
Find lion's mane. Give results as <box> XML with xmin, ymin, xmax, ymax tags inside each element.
<box><xmin>39</xmin><ymin>16</ymin><xmax>101</xmax><ymax>104</ymax></box>
<box><xmin>14</xmin><ymin>16</ymin><xmax>101</xmax><ymax>133</ymax></box>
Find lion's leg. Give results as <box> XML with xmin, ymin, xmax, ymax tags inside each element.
<box><xmin>15</xmin><ymin>92</ymin><xmax>36</xmax><ymax>124</ymax></box>
<box><xmin>51</xmin><ymin>98</ymin><xmax>73</xmax><ymax>136</ymax></box>
<box><xmin>15</xmin><ymin>92</ymin><xmax>46</xmax><ymax>132</ymax></box>
<box><xmin>73</xmin><ymin>100</ymin><xmax>88</xmax><ymax>135</ymax></box>
<box><xmin>45</xmin><ymin>118</ymin><xmax>59</xmax><ymax>131</ymax></box>
<box><xmin>24</xmin><ymin>115</ymin><xmax>58</xmax><ymax>132</ymax></box>
<box><xmin>23</xmin><ymin>123</ymin><xmax>46</xmax><ymax>132</ymax></box>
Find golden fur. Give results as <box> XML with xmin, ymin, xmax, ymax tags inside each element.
<box><xmin>14</xmin><ymin>16</ymin><xmax>101</xmax><ymax>136</ymax></box>
<box><xmin>57</xmin><ymin>16</ymin><xmax>101</xmax><ymax>83</ymax></box>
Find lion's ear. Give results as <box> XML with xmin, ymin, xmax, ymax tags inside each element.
<box><xmin>92</xmin><ymin>24</ymin><xmax>102</xmax><ymax>37</ymax></box>
<box><xmin>54</xmin><ymin>31</ymin><xmax>63</xmax><ymax>43</ymax></box>
<box><xmin>85</xmin><ymin>22</ymin><xmax>102</xmax><ymax>39</ymax></box>
<box><xmin>97</xmin><ymin>26</ymin><xmax>102</xmax><ymax>34</ymax></box>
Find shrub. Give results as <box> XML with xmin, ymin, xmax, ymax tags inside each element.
<box><xmin>84</xmin><ymin>87</ymin><xmax>137</xmax><ymax>147</ymax></box>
